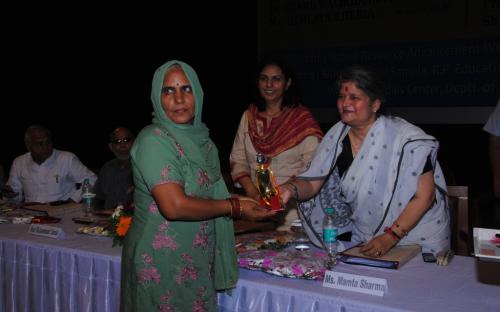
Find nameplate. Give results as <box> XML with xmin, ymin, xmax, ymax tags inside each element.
<box><xmin>323</xmin><ymin>271</ymin><xmax>388</xmax><ymax>296</ymax></box>
<box><xmin>28</xmin><ymin>224</ymin><xmax>65</xmax><ymax>239</ymax></box>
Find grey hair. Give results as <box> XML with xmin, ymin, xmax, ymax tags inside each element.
<box><xmin>24</xmin><ymin>125</ymin><xmax>52</xmax><ymax>144</ymax></box>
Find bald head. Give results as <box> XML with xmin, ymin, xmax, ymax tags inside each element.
<box><xmin>24</xmin><ymin>125</ymin><xmax>53</xmax><ymax>165</ymax></box>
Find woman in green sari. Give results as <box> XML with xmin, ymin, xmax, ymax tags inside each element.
<box><xmin>121</xmin><ymin>60</ymin><xmax>275</xmax><ymax>312</ymax></box>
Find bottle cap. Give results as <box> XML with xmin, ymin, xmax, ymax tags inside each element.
<box><xmin>325</xmin><ymin>207</ymin><xmax>334</xmax><ymax>215</ymax></box>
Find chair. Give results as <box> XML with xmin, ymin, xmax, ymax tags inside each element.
<box><xmin>447</xmin><ymin>186</ymin><xmax>471</xmax><ymax>256</ymax></box>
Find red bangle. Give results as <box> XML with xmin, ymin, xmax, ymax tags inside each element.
<box><xmin>384</xmin><ymin>226</ymin><xmax>401</xmax><ymax>241</ymax></box>
<box><xmin>228</xmin><ymin>198</ymin><xmax>242</xmax><ymax>219</ymax></box>
<box><xmin>392</xmin><ymin>222</ymin><xmax>408</xmax><ymax>237</ymax></box>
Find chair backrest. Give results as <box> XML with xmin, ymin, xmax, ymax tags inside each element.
<box><xmin>447</xmin><ymin>186</ymin><xmax>470</xmax><ymax>256</ymax></box>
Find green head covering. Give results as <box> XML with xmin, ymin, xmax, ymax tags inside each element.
<box><xmin>151</xmin><ymin>60</ymin><xmax>204</xmax><ymax>128</ymax></box>
<box><xmin>150</xmin><ymin>60</ymin><xmax>216</xmax><ymax>172</ymax></box>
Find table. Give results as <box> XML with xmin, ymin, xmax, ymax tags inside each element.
<box><xmin>1</xmin><ymin>212</ymin><xmax>500</xmax><ymax>312</ymax></box>
<box><xmin>218</xmin><ymin>251</ymin><xmax>500</xmax><ymax>312</ymax></box>
<box><xmin>0</xmin><ymin>209</ymin><xmax>121</xmax><ymax>312</ymax></box>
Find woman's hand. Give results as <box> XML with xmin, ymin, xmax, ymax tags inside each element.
<box><xmin>359</xmin><ymin>233</ymin><xmax>398</xmax><ymax>257</ymax></box>
<box><xmin>279</xmin><ymin>183</ymin><xmax>294</xmax><ymax>204</ymax></box>
<box><xmin>238</xmin><ymin>196</ymin><xmax>277</xmax><ymax>221</ymax></box>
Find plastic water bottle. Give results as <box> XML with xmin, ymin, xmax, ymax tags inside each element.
<box><xmin>81</xmin><ymin>178</ymin><xmax>95</xmax><ymax>217</ymax></box>
<box><xmin>323</xmin><ymin>207</ymin><xmax>338</xmax><ymax>270</ymax></box>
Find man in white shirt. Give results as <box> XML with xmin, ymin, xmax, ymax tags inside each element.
<box><xmin>483</xmin><ymin>98</ymin><xmax>500</xmax><ymax>226</ymax></box>
<box><xmin>2</xmin><ymin>125</ymin><xmax>96</xmax><ymax>203</ymax></box>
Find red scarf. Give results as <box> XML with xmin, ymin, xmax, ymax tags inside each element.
<box><xmin>247</xmin><ymin>104</ymin><xmax>323</xmax><ymax>157</ymax></box>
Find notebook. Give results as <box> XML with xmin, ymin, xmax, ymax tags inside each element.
<box><xmin>339</xmin><ymin>244</ymin><xmax>421</xmax><ymax>269</ymax></box>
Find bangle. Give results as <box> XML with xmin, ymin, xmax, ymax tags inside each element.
<box><xmin>228</xmin><ymin>198</ymin><xmax>242</xmax><ymax>219</ymax></box>
<box><xmin>384</xmin><ymin>226</ymin><xmax>401</xmax><ymax>241</ymax></box>
<box><xmin>226</xmin><ymin>199</ymin><xmax>233</xmax><ymax>217</ymax></box>
<box><xmin>392</xmin><ymin>222</ymin><xmax>408</xmax><ymax>237</ymax></box>
<box><xmin>287</xmin><ymin>182</ymin><xmax>299</xmax><ymax>200</ymax></box>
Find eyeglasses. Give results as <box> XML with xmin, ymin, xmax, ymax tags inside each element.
<box><xmin>111</xmin><ymin>137</ymin><xmax>132</xmax><ymax>145</ymax></box>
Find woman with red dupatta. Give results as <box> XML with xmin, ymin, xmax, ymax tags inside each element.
<box><xmin>230</xmin><ymin>58</ymin><xmax>323</xmax><ymax>230</ymax></box>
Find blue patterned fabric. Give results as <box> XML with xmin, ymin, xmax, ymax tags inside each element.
<box><xmin>298</xmin><ymin>116</ymin><xmax>450</xmax><ymax>254</ymax></box>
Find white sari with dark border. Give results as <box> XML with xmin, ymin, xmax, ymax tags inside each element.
<box><xmin>298</xmin><ymin>115</ymin><xmax>450</xmax><ymax>254</ymax></box>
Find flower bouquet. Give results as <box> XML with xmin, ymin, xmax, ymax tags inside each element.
<box><xmin>109</xmin><ymin>203</ymin><xmax>134</xmax><ymax>247</ymax></box>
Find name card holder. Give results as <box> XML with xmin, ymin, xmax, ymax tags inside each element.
<box><xmin>28</xmin><ymin>224</ymin><xmax>65</xmax><ymax>240</ymax></box>
<box><xmin>323</xmin><ymin>271</ymin><xmax>388</xmax><ymax>296</ymax></box>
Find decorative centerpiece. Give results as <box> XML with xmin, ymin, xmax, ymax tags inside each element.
<box><xmin>109</xmin><ymin>203</ymin><xmax>134</xmax><ymax>247</ymax></box>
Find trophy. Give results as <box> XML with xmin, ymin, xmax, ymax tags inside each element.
<box><xmin>255</xmin><ymin>153</ymin><xmax>284</xmax><ymax>211</ymax></box>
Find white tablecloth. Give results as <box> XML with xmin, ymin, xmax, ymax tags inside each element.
<box><xmin>1</xmin><ymin>211</ymin><xmax>499</xmax><ymax>312</ymax></box>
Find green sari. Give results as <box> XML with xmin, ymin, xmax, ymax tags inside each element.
<box><xmin>121</xmin><ymin>60</ymin><xmax>238</xmax><ymax>312</ymax></box>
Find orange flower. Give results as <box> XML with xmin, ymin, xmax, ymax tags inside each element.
<box><xmin>116</xmin><ymin>216</ymin><xmax>132</xmax><ymax>236</ymax></box>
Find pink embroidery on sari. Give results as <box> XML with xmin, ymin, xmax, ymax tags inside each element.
<box><xmin>158</xmin><ymin>305</ymin><xmax>174</xmax><ymax>312</ymax></box>
<box><xmin>142</xmin><ymin>253</ymin><xmax>154</xmax><ymax>265</ymax></box>
<box><xmin>191</xmin><ymin>286</ymin><xmax>208</xmax><ymax>312</ymax></box>
<box><xmin>161</xmin><ymin>165</ymin><xmax>172</xmax><ymax>179</ymax></box>
<box><xmin>152</xmin><ymin>234</ymin><xmax>178</xmax><ymax>250</ymax></box>
<box><xmin>175</xmin><ymin>142</ymin><xmax>185</xmax><ymax>157</ymax></box>
<box><xmin>197</xmin><ymin>169</ymin><xmax>210</xmax><ymax>188</ymax></box>
<box><xmin>158</xmin><ymin>222</ymin><xmax>169</xmax><ymax>232</ymax></box>
<box><xmin>193</xmin><ymin>222</ymin><xmax>209</xmax><ymax>249</ymax></box>
<box><xmin>138</xmin><ymin>267</ymin><xmax>160</xmax><ymax>284</ymax></box>
<box><xmin>160</xmin><ymin>290</ymin><xmax>173</xmax><ymax>301</ymax></box>
<box><xmin>175</xmin><ymin>253</ymin><xmax>198</xmax><ymax>284</ymax></box>
<box><xmin>149</xmin><ymin>202</ymin><xmax>159</xmax><ymax>215</ymax></box>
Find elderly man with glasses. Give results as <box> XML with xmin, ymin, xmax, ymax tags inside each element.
<box><xmin>93</xmin><ymin>127</ymin><xmax>135</xmax><ymax>210</ymax></box>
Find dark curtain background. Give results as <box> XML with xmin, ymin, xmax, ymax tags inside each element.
<box><xmin>2</xmin><ymin>4</ymin><xmax>258</xmax><ymax>175</ymax></box>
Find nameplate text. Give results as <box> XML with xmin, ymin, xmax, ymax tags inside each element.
<box><xmin>28</xmin><ymin>224</ymin><xmax>65</xmax><ymax>239</ymax></box>
<box><xmin>323</xmin><ymin>271</ymin><xmax>388</xmax><ymax>296</ymax></box>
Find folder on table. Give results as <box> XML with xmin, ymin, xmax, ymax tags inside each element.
<box><xmin>339</xmin><ymin>244</ymin><xmax>421</xmax><ymax>269</ymax></box>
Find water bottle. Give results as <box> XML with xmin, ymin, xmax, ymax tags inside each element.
<box><xmin>81</xmin><ymin>178</ymin><xmax>95</xmax><ymax>217</ymax></box>
<box><xmin>323</xmin><ymin>207</ymin><xmax>338</xmax><ymax>270</ymax></box>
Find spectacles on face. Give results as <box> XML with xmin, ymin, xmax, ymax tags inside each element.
<box><xmin>111</xmin><ymin>137</ymin><xmax>132</xmax><ymax>145</ymax></box>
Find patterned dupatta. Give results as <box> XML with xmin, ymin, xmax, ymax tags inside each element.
<box><xmin>247</xmin><ymin>104</ymin><xmax>323</xmax><ymax>157</ymax></box>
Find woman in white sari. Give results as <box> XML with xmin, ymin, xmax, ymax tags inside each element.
<box><xmin>281</xmin><ymin>66</ymin><xmax>450</xmax><ymax>257</ymax></box>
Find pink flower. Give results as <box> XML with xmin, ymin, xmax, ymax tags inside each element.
<box><xmin>158</xmin><ymin>304</ymin><xmax>174</xmax><ymax>312</ymax></box>
<box><xmin>192</xmin><ymin>300</ymin><xmax>207</xmax><ymax>312</ymax></box>
<box><xmin>158</xmin><ymin>222</ymin><xmax>169</xmax><ymax>232</ymax></box>
<box><xmin>197</xmin><ymin>169</ymin><xmax>210</xmax><ymax>188</ymax></box>
<box><xmin>160</xmin><ymin>290</ymin><xmax>173</xmax><ymax>301</ymax></box>
<box><xmin>161</xmin><ymin>165</ymin><xmax>171</xmax><ymax>179</ymax></box>
<box><xmin>138</xmin><ymin>267</ymin><xmax>160</xmax><ymax>284</ymax></box>
<box><xmin>141</xmin><ymin>253</ymin><xmax>153</xmax><ymax>265</ymax></box>
<box><xmin>149</xmin><ymin>203</ymin><xmax>159</xmax><ymax>215</ymax></box>
<box><xmin>152</xmin><ymin>234</ymin><xmax>178</xmax><ymax>250</ymax></box>
<box><xmin>175</xmin><ymin>143</ymin><xmax>185</xmax><ymax>157</ymax></box>
<box><xmin>175</xmin><ymin>263</ymin><xmax>198</xmax><ymax>284</ymax></box>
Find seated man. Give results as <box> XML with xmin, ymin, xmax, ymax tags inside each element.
<box><xmin>93</xmin><ymin>127</ymin><xmax>135</xmax><ymax>210</ymax></box>
<box><xmin>2</xmin><ymin>125</ymin><xmax>96</xmax><ymax>203</ymax></box>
